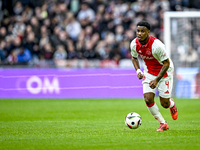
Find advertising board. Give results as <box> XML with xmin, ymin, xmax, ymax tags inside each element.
<box><xmin>0</xmin><ymin>69</ymin><xmax>143</xmax><ymax>99</ymax></box>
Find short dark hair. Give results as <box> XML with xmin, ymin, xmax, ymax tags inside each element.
<box><xmin>137</xmin><ymin>21</ymin><xmax>151</xmax><ymax>30</ymax></box>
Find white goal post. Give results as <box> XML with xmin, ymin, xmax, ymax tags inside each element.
<box><xmin>164</xmin><ymin>11</ymin><xmax>200</xmax><ymax>57</ymax></box>
<box><xmin>164</xmin><ymin>11</ymin><xmax>200</xmax><ymax>98</ymax></box>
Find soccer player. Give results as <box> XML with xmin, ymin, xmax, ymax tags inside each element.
<box><xmin>130</xmin><ymin>21</ymin><xmax>178</xmax><ymax>131</ymax></box>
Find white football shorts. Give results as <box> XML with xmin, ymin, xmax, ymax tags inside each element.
<box><xmin>142</xmin><ymin>72</ymin><xmax>173</xmax><ymax>98</ymax></box>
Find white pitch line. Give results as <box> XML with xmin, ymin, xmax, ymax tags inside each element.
<box><xmin>0</xmin><ymin>86</ymin><xmax>143</xmax><ymax>91</ymax></box>
<box><xmin>0</xmin><ymin>73</ymin><xmax>137</xmax><ymax>78</ymax></box>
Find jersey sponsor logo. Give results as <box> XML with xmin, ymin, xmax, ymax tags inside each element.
<box><xmin>138</xmin><ymin>48</ymin><xmax>153</xmax><ymax>59</ymax></box>
<box><xmin>140</xmin><ymin>55</ymin><xmax>154</xmax><ymax>59</ymax></box>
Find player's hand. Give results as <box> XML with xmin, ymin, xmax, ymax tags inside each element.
<box><xmin>137</xmin><ymin>72</ymin><xmax>144</xmax><ymax>79</ymax></box>
<box><xmin>136</xmin><ymin>69</ymin><xmax>144</xmax><ymax>80</ymax></box>
<box><xmin>149</xmin><ymin>79</ymin><xmax>158</xmax><ymax>89</ymax></box>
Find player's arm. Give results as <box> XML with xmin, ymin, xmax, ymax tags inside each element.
<box><xmin>132</xmin><ymin>57</ymin><xmax>140</xmax><ymax>70</ymax></box>
<box><xmin>156</xmin><ymin>58</ymin><xmax>170</xmax><ymax>81</ymax></box>
<box><xmin>132</xmin><ymin>57</ymin><xmax>143</xmax><ymax>79</ymax></box>
<box><xmin>149</xmin><ymin>40</ymin><xmax>170</xmax><ymax>89</ymax></box>
<box><xmin>149</xmin><ymin>58</ymin><xmax>170</xmax><ymax>89</ymax></box>
<box><xmin>130</xmin><ymin>39</ymin><xmax>143</xmax><ymax>79</ymax></box>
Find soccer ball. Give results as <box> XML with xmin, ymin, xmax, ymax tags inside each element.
<box><xmin>125</xmin><ymin>112</ymin><xmax>142</xmax><ymax>129</ymax></box>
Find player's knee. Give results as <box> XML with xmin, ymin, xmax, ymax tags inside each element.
<box><xmin>161</xmin><ymin>101</ymin><xmax>169</xmax><ymax>108</ymax></box>
<box><xmin>144</xmin><ymin>98</ymin><xmax>152</xmax><ymax>105</ymax></box>
<box><xmin>160</xmin><ymin>98</ymin><xmax>170</xmax><ymax>108</ymax></box>
<box><xmin>144</xmin><ymin>94</ymin><xmax>154</xmax><ymax>105</ymax></box>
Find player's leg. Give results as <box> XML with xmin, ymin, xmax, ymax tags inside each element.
<box><xmin>143</xmin><ymin>74</ymin><xmax>168</xmax><ymax>131</ymax></box>
<box><xmin>159</xmin><ymin>97</ymin><xmax>174</xmax><ymax>108</ymax></box>
<box><xmin>159</xmin><ymin>96</ymin><xmax>178</xmax><ymax>120</ymax></box>
<box><xmin>158</xmin><ymin>76</ymin><xmax>178</xmax><ymax>120</ymax></box>
<box><xmin>144</xmin><ymin>92</ymin><xmax>166</xmax><ymax>124</ymax></box>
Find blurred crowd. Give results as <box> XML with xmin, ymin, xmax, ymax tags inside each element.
<box><xmin>0</xmin><ymin>0</ymin><xmax>200</xmax><ymax>68</ymax></box>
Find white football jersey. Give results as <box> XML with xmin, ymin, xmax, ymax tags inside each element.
<box><xmin>130</xmin><ymin>36</ymin><xmax>174</xmax><ymax>79</ymax></box>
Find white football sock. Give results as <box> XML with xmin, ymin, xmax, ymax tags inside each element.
<box><xmin>168</xmin><ymin>98</ymin><xmax>175</xmax><ymax>108</ymax></box>
<box><xmin>147</xmin><ymin>102</ymin><xmax>166</xmax><ymax>124</ymax></box>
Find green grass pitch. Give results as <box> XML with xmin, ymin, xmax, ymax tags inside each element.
<box><xmin>0</xmin><ymin>98</ymin><xmax>200</xmax><ymax>150</ymax></box>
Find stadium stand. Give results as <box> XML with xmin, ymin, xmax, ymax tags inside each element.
<box><xmin>0</xmin><ymin>0</ymin><xmax>200</xmax><ymax>68</ymax></box>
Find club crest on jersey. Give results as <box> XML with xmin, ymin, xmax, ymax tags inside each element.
<box><xmin>145</xmin><ymin>48</ymin><xmax>152</xmax><ymax>56</ymax></box>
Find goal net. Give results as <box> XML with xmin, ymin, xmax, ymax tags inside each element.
<box><xmin>164</xmin><ymin>12</ymin><xmax>200</xmax><ymax>98</ymax></box>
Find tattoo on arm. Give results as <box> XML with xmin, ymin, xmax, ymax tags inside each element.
<box><xmin>156</xmin><ymin>59</ymin><xmax>170</xmax><ymax>82</ymax></box>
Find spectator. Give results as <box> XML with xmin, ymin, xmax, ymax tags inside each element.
<box><xmin>25</xmin><ymin>25</ymin><xmax>33</xmax><ymax>36</ymax></box>
<box><xmin>21</xmin><ymin>6</ymin><xmax>33</xmax><ymax>22</ymax></box>
<box><xmin>180</xmin><ymin>46</ymin><xmax>199</xmax><ymax>67</ymax></box>
<box><xmin>39</xmin><ymin>32</ymin><xmax>49</xmax><ymax>49</ymax></box>
<box><xmin>49</xmin><ymin>26</ymin><xmax>61</xmax><ymax>47</ymax></box>
<box><xmin>65</xmin><ymin>12</ymin><xmax>81</xmax><ymax>41</ymax></box>
<box><xmin>57</xmin><ymin>30</ymin><xmax>68</xmax><ymax>49</ymax></box>
<box><xmin>12</xmin><ymin>16</ymin><xmax>26</xmax><ymax>38</ymax></box>
<box><xmin>67</xmin><ymin>39</ymin><xmax>77</xmax><ymax>59</ymax></box>
<box><xmin>10</xmin><ymin>36</ymin><xmax>22</xmax><ymax>54</ymax></box>
<box><xmin>17</xmin><ymin>47</ymin><xmax>31</xmax><ymax>63</ymax></box>
<box><xmin>23</xmin><ymin>31</ymin><xmax>39</xmax><ymax>58</ymax></box>
<box><xmin>0</xmin><ymin>26</ymin><xmax>7</xmax><ymax>40</ymax></box>
<box><xmin>30</xmin><ymin>16</ymin><xmax>40</xmax><ymax>37</ymax></box>
<box><xmin>96</xmin><ymin>44</ymin><xmax>111</xmax><ymax>60</ymax></box>
<box><xmin>41</xmin><ymin>42</ymin><xmax>54</xmax><ymax>60</ymax></box>
<box><xmin>0</xmin><ymin>40</ymin><xmax>6</xmax><ymax>62</ymax></box>
<box><xmin>53</xmin><ymin>45</ymin><xmax>67</xmax><ymax>60</ymax></box>
<box><xmin>53</xmin><ymin>44</ymin><xmax>67</xmax><ymax>68</ymax></box>
<box><xmin>13</xmin><ymin>1</ymin><xmax>23</xmax><ymax>15</ymax></box>
<box><xmin>115</xmin><ymin>24</ymin><xmax>124</xmax><ymax>42</ymax></box>
<box><xmin>77</xmin><ymin>2</ymin><xmax>95</xmax><ymax>27</ymax></box>
<box><xmin>122</xmin><ymin>2</ymin><xmax>135</xmax><ymax>30</ymax></box>
<box><xmin>7</xmin><ymin>50</ymin><xmax>18</xmax><ymax>65</ymax></box>
<box><xmin>0</xmin><ymin>0</ymin><xmax>199</xmax><ymax>69</ymax></box>
<box><xmin>119</xmin><ymin>40</ymin><xmax>131</xmax><ymax>59</ymax></box>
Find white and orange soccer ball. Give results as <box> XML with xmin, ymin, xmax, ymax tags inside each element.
<box><xmin>125</xmin><ymin>112</ymin><xmax>142</xmax><ymax>129</ymax></box>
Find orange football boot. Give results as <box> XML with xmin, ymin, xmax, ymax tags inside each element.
<box><xmin>157</xmin><ymin>123</ymin><xmax>169</xmax><ymax>131</ymax></box>
<box><xmin>170</xmin><ymin>99</ymin><xmax>178</xmax><ymax>120</ymax></box>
